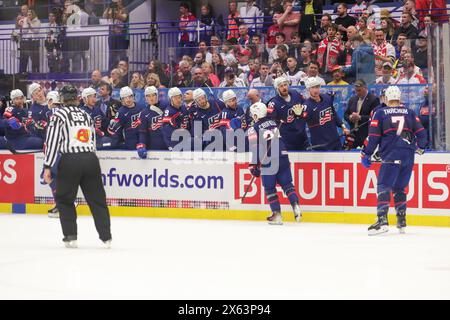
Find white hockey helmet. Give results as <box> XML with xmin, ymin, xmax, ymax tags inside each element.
<box><xmin>249</xmin><ymin>102</ymin><xmax>267</xmax><ymax>120</ymax></box>
<box><xmin>120</xmin><ymin>86</ymin><xmax>134</xmax><ymax>99</ymax></box>
<box><xmin>305</xmin><ymin>76</ymin><xmax>322</xmax><ymax>89</ymax></box>
<box><xmin>168</xmin><ymin>87</ymin><xmax>183</xmax><ymax>100</ymax></box>
<box><xmin>81</xmin><ymin>87</ymin><xmax>97</xmax><ymax>100</ymax></box>
<box><xmin>144</xmin><ymin>86</ymin><xmax>158</xmax><ymax>97</ymax></box>
<box><xmin>193</xmin><ymin>88</ymin><xmax>206</xmax><ymax>101</ymax></box>
<box><xmin>29</xmin><ymin>82</ymin><xmax>42</xmax><ymax>96</ymax></box>
<box><xmin>10</xmin><ymin>89</ymin><xmax>24</xmax><ymax>100</ymax></box>
<box><xmin>273</xmin><ymin>77</ymin><xmax>289</xmax><ymax>94</ymax></box>
<box><xmin>385</xmin><ymin>85</ymin><xmax>402</xmax><ymax>102</ymax></box>
<box><xmin>46</xmin><ymin>91</ymin><xmax>61</xmax><ymax>105</ymax></box>
<box><xmin>222</xmin><ymin>89</ymin><xmax>236</xmax><ymax>102</ymax></box>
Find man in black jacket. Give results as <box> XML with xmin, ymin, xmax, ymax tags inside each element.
<box><xmin>298</xmin><ymin>0</ymin><xmax>323</xmax><ymax>41</ymax></box>
<box><xmin>344</xmin><ymin>79</ymin><xmax>380</xmax><ymax>148</ymax></box>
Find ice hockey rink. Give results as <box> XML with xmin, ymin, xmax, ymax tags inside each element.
<box><xmin>1</xmin><ymin>213</ymin><xmax>450</xmax><ymax>300</ymax></box>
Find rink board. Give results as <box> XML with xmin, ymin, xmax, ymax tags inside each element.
<box><xmin>0</xmin><ymin>150</ymin><xmax>450</xmax><ymax>227</ymax></box>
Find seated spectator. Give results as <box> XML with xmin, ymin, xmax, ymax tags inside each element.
<box><xmin>346</xmin><ymin>25</ymin><xmax>359</xmax><ymax>41</ymax></box>
<box><xmin>249</xmin><ymin>34</ymin><xmax>265</xmax><ymax>61</ymax></box>
<box><xmin>274</xmin><ymin>0</ymin><xmax>301</xmax><ymax>43</ymax></box>
<box><xmin>380</xmin><ymin>10</ymin><xmax>397</xmax><ymax>42</ymax></box>
<box><xmin>274</xmin><ymin>45</ymin><xmax>289</xmax><ymax>71</ymax></box>
<box><xmin>303</xmin><ymin>61</ymin><xmax>326</xmax><ymax>85</ymax></box>
<box><xmin>189</xmin><ymin>68</ymin><xmax>214</xmax><ymax>88</ymax></box>
<box><xmin>202</xmin><ymin>62</ymin><xmax>221</xmax><ymax>87</ymax></box>
<box><xmin>144</xmin><ymin>60</ymin><xmax>169</xmax><ymax>87</ymax></box>
<box><xmin>372</xmin><ymin>28</ymin><xmax>396</xmax><ymax>77</ymax></box>
<box><xmin>129</xmin><ymin>72</ymin><xmax>145</xmax><ymax>89</ymax></box>
<box><xmin>219</xmin><ymin>67</ymin><xmax>246</xmax><ymax>87</ymax></box>
<box><xmin>313</xmin><ymin>13</ymin><xmax>332</xmax><ymax>43</ymax></box>
<box><xmin>170</xmin><ymin>60</ymin><xmax>192</xmax><ymax>87</ymax></box>
<box><xmin>327</xmin><ymin>67</ymin><xmax>349</xmax><ymax>85</ymax></box>
<box><xmin>376</xmin><ymin>62</ymin><xmax>397</xmax><ymax>84</ymax></box>
<box><xmin>237</xmin><ymin>24</ymin><xmax>251</xmax><ymax>47</ymax></box>
<box><xmin>191</xmin><ymin>52</ymin><xmax>206</xmax><ymax>73</ymax></box>
<box><xmin>344</xmin><ymin>79</ymin><xmax>380</xmax><ymax>148</ymax></box>
<box><xmin>413</xmin><ymin>33</ymin><xmax>428</xmax><ymax>71</ymax></box>
<box><xmin>392</xmin><ymin>12</ymin><xmax>419</xmax><ymax>44</ymax></box>
<box><xmin>90</xmin><ymin>70</ymin><xmax>103</xmax><ymax>90</ymax></box>
<box><xmin>245</xmin><ymin>58</ymin><xmax>259</xmax><ymax>85</ymax></box>
<box><xmin>286</xmin><ymin>56</ymin><xmax>306</xmax><ymax>86</ymax></box>
<box><xmin>268</xmin><ymin>33</ymin><xmax>289</xmax><ymax>64</ymax></box>
<box><xmin>394</xmin><ymin>33</ymin><xmax>409</xmax><ymax>59</ymax></box>
<box><xmin>298</xmin><ymin>0</ymin><xmax>323</xmax><ymax>42</ymax></box>
<box><xmin>357</xmin><ymin>16</ymin><xmax>374</xmax><ymax>42</ymax></box>
<box><xmin>340</xmin><ymin>34</ymin><xmax>376</xmax><ymax>84</ymax></box>
<box><xmin>251</xmin><ymin>63</ymin><xmax>274</xmax><ymax>87</ymax></box>
<box><xmin>397</xmin><ymin>52</ymin><xmax>423</xmax><ymax>79</ymax></box>
<box><xmin>335</xmin><ymin>2</ymin><xmax>358</xmax><ymax>41</ymax></box>
<box><xmin>210</xmin><ymin>36</ymin><xmax>221</xmax><ymax>54</ymax></box>
<box><xmin>118</xmin><ymin>60</ymin><xmax>130</xmax><ymax>84</ymax></box>
<box><xmin>198</xmin><ymin>41</ymin><xmax>213</xmax><ymax>63</ymax></box>
<box><xmin>288</xmin><ymin>32</ymin><xmax>302</xmax><ymax>61</ymax></box>
<box><xmin>298</xmin><ymin>45</ymin><xmax>313</xmax><ymax>71</ymax></box>
<box><xmin>145</xmin><ymin>73</ymin><xmax>165</xmax><ymax>89</ymax></box>
<box><xmin>397</xmin><ymin>61</ymin><xmax>427</xmax><ymax>84</ymax></box>
<box><xmin>211</xmin><ymin>52</ymin><xmax>226</xmax><ymax>81</ymax></box>
<box><xmin>109</xmin><ymin>68</ymin><xmax>125</xmax><ymax>89</ymax></box>
<box><xmin>266</xmin><ymin>16</ymin><xmax>283</xmax><ymax>48</ymax></box>
<box><xmin>397</xmin><ymin>57</ymin><xmax>426</xmax><ymax>84</ymax></box>
<box><xmin>220</xmin><ymin>41</ymin><xmax>238</xmax><ymax>66</ymax></box>
<box><xmin>237</xmin><ymin>49</ymin><xmax>252</xmax><ymax>74</ymax></box>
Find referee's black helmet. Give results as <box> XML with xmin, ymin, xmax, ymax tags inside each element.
<box><xmin>60</xmin><ymin>84</ymin><xmax>78</xmax><ymax>103</ymax></box>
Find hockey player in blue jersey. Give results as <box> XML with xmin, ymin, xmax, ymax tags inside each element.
<box><xmin>190</xmin><ymin>88</ymin><xmax>226</xmax><ymax>151</ymax></box>
<box><xmin>219</xmin><ymin>89</ymin><xmax>248</xmax><ymax>151</ymax></box>
<box><xmin>0</xmin><ymin>89</ymin><xmax>43</xmax><ymax>150</ymax></box>
<box><xmin>162</xmin><ymin>87</ymin><xmax>190</xmax><ymax>150</ymax></box>
<box><xmin>247</xmin><ymin>102</ymin><xmax>301</xmax><ymax>225</ymax></box>
<box><xmin>108</xmin><ymin>86</ymin><xmax>143</xmax><ymax>150</ymax></box>
<box><xmin>302</xmin><ymin>77</ymin><xmax>350</xmax><ymax>150</ymax></box>
<box><xmin>81</xmin><ymin>88</ymin><xmax>115</xmax><ymax>150</ymax></box>
<box><xmin>267</xmin><ymin>77</ymin><xmax>309</xmax><ymax>151</ymax></box>
<box><xmin>27</xmin><ymin>83</ymin><xmax>50</xmax><ymax>140</ymax></box>
<box><xmin>136</xmin><ymin>86</ymin><xmax>167</xmax><ymax>159</ymax></box>
<box><xmin>361</xmin><ymin>86</ymin><xmax>428</xmax><ymax>235</ymax></box>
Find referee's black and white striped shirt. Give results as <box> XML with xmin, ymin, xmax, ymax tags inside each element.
<box><xmin>44</xmin><ymin>106</ymin><xmax>96</xmax><ymax>168</ymax></box>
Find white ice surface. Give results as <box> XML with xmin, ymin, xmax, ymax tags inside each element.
<box><xmin>1</xmin><ymin>214</ymin><xmax>450</xmax><ymax>300</ymax></box>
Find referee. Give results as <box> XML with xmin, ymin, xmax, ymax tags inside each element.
<box><xmin>43</xmin><ymin>85</ymin><xmax>112</xmax><ymax>249</ymax></box>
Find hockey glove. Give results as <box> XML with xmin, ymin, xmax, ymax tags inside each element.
<box><xmin>249</xmin><ymin>164</ymin><xmax>261</xmax><ymax>177</ymax></box>
<box><xmin>416</xmin><ymin>148</ymin><xmax>425</xmax><ymax>155</ymax></box>
<box><xmin>136</xmin><ymin>144</ymin><xmax>147</xmax><ymax>159</ymax></box>
<box><xmin>361</xmin><ymin>153</ymin><xmax>372</xmax><ymax>169</ymax></box>
<box><xmin>343</xmin><ymin>133</ymin><xmax>355</xmax><ymax>150</ymax></box>
<box><xmin>7</xmin><ymin>117</ymin><xmax>22</xmax><ymax>130</ymax></box>
<box><xmin>292</xmin><ymin>104</ymin><xmax>306</xmax><ymax>116</ymax></box>
<box><xmin>230</xmin><ymin>117</ymin><xmax>242</xmax><ymax>129</ymax></box>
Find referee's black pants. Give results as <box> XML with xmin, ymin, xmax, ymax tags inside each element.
<box><xmin>55</xmin><ymin>152</ymin><xmax>111</xmax><ymax>242</ymax></box>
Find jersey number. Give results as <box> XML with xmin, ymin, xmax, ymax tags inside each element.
<box><xmin>72</xmin><ymin>112</ymin><xmax>85</xmax><ymax>122</ymax></box>
<box><xmin>392</xmin><ymin>116</ymin><xmax>405</xmax><ymax>136</ymax></box>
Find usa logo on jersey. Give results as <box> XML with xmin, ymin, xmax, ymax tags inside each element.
<box><xmin>319</xmin><ymin>107</ymin><xmax>332</xmax><ymax>125</ymax></box>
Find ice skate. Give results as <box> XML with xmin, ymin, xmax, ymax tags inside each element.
<box><xmin>292</xmin><ymin>202</ymin><xmax>301</xmax><ymax>222</ymax></box>
<box><xmin>102</xmin><ymin>239</ymin><xmax>112</xmax><ymax>249</ymax></box>
<box><xmin>47</xmin><ymin>206</ymin><xmax>59</xmax><ymax>218</ymax></box>
<box><xmin>267</xmin><ymin>211</ymin><xmax>282</xmax><ymax>225</ymax></box>
<box><xmin>63</xmin><ymin>236</ymin><xmax>78</xmax><ymax>249</ymax></box>
<box><xmin>368</xmin><ymin>215</ymin><xmax>389</xmax><ymax>236</ymax></box>
<box><xmin>396</xmin><ymin>215</ymin><xmax>406</xmax><ymax>234</ymax></box>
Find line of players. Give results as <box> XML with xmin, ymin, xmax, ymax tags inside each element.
<box><xmin>0</xmin><ymin>77</ymin><xmax>353</xmax><ymax>156</ymax></box>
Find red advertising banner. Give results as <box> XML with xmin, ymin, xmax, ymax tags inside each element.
<box><xmin>0</xmin><ymin>154</ymin><xmax>35</xmax><ymax>203</ymax></box>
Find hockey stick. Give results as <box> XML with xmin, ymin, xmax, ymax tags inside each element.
<box><xmin>306</xmin><ymin>119</ymin><xmax>371</xmax><ymax>151</ymax></box>
<box><xmin>241</xmin><ymin>121</ymin><xmax>283</xmax><ymax>203</ymax></box>
<box><xmin>5</xmin><ymin>140</ymin><xmax>43</xmax><ymax>155</ymax></box>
